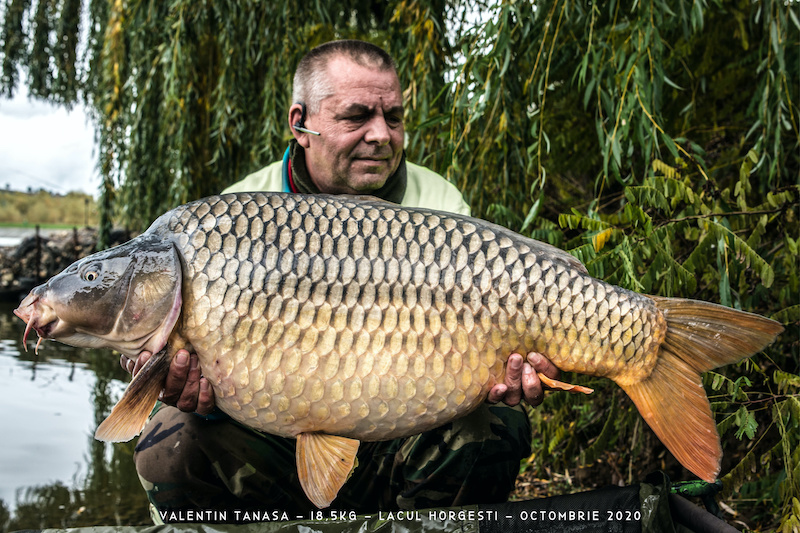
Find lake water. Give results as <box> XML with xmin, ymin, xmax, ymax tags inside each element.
<box><xmin>0</xmin><ymin>227</ymin><xmax>62</xmax><ymax>248</ymax></box>
<box><xmin>0</xmin><ymin>301</ymin><xmax>151</xmax><ymax>531</ymax></box>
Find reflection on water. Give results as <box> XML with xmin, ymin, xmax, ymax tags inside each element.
<box><xmin>0</xmin><ymin>302</ymin><xmax>151</xmax><ymax>531</ymax></box>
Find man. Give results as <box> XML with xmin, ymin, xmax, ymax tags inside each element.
<box><xmin>223</xmin><ymin>40</ymin><xmax>471</xmax><ymax>215</ymax></box>
<box><xmin>127</xmin><ymin>40</ymin><xmax>558</xmax><ymax>518</ymax></box>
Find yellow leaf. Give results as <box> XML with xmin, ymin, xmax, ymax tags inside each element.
<box><xmin>498</xmin><ymin>112</ymin><xmax>507</xmax><ymax>133</ymax></box>
<box><xmin>592</xmin><ymin>228</ymin><xmax>613</xmax><ymax>252</ymax></box>
<box><xmin>425</xmin><ymin>19</ymin><xmax>434</xmax><ymax>39</ymax></box>
<box><xmin>651</xmin><ymin>159</ymin><xmax>678</xmax><ymax>180</ymax></box>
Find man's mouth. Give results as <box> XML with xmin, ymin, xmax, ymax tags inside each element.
<box><xmin>355</xmin><ymin>156</ymin><xmax>390</xmax><ymax>162</ymax></box>
<box><xmin>353</xmin><ymin>150</ymin><xmax>393</xmax><ymax>161</ymax></box>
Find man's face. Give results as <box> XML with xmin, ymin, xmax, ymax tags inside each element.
<box><xmin>292</xmin><ymin>56</ymin><xmax>405</xmax><ymax>195</ymax></box>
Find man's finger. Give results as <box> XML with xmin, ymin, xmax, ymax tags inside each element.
<box><xmin>488</xmin><ymin>354</ymin><xmax>525</xmax><ymax>405</ymax></box>
<box><xmin>160</xmin><ymin>350</ymin><xmax>190</xmax><ymax>405</ymax></box>
<box><xmin>120</xmin><ymin>354</ymin><xmax>134</xmax><ymax>375</ymax></box>
<box><xmin>527</xmin><ymin>352</ymin><xmax>560</xmax><ymax>380</ymax></box>
<box><xmin>132</xmin><ymin>351</ymin><xmax>152</xmax><ymax>377</ymax></box>
<box><xmin>196</xmin><ymin>378</ymin><xmax>216</xmax><ymax>415</ymax></box>
<box><xmin>176</xmin><ymin>353</ymin><xmax>201</xmax><ymax>412</ymax></box>
<box><xmin>522</xmin><ymin>364</ymin><xmax>544</xmax><ymax>406</ymax></box>
<box><xmin>486</xmin><ymin>384</ymin><xmax>508</xmax><ymax>404</ymax></box>
<box><xmin>502</xmin><ymin>354</ymin><xmax>524</xmax><ymax>406</ymax></box>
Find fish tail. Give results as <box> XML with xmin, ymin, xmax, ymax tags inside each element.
<box><xmin>94</xmin><ymin>348</ymin><xmax>172</xmax><ymax>442</ymax></box>
<box><xmin>619</xmin><ymin>297</ymin><xmax>783</xmax><ymax>481</ymax></box>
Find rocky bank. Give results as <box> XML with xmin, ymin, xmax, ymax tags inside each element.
<box><xmin>0</xmin><ymin>227</ymin><xmax>131</xmax><ymax>302</ymax></box>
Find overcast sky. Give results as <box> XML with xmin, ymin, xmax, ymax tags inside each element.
<box><xmin>0</xmin><ymin>88</ymin><xmax>98</xmax><ymax>197</ymax></box>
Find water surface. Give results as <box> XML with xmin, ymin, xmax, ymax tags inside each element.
<box><xmin>0</xmin><ymin>302</ymin><xmax>151</xmax><ymax>531</ymax></box>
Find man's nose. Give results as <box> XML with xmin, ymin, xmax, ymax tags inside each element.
<box><xmin>364</xmin><ymin>116</ymin><xmax>391</xmax><ymax>145</ymax></box>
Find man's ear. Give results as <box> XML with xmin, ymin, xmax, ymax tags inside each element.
<box><xmin>289</xmin><ymin>104</ymin><xmax>311</xmax><ymax>148</ymax></box>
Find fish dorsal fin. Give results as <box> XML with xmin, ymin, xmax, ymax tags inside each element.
<box><xmin>296</xmin><ymin>433</ymin><xmax>360</xmax><ymax>508</ymax></box>
<box><xmin>457</xmin><ymin>215</ymin><xmax>589</xmax><ymax>275</ymax></box>
<box><xmin>524</xmin><ymin>238</ymin><xmax>588</xmax><ymax>274</ymax></box>
<box><xmin>326</xmin><ymin>193</ymin><xmax>394</xmax><ymax>205</ymax></box>
<box><xmin>351</xmin><ymin>194</ymin><xmax>391</xmax><ymax>203</ymax></box>
<box><xmin>94</xmin><ymin>347</ymin><xmax>172</xmax><ymax>442</ymax></box>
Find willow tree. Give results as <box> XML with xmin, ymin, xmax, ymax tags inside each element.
<box><xmin>2</xmin><ymin>0</ymin><xmax>798</xmax><ymax>528</ymax></box>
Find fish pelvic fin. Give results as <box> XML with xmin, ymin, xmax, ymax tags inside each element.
<box><xmin>296</xmin><ymin>433</ymin><xmax>360</xmax><ymax>508</ymax></box>
<box><xmin>621</xmin><ymin>297</ymin><xmax>783</xmax><ymax>482</ymax></box>
<box><xmin>94</xmin><ymin>348</ymin><xmax>172</xmax><ymax>442</ymax></box>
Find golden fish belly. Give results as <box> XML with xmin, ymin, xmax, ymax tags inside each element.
<box><xmin>170</xmin><ymin>193</ymin><xmax>665</xmax><ymax>440</ymax></box>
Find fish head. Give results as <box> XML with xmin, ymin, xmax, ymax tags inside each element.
<box><xmin>14</xmin><ymin>235</ymin><xmax>183</xmax><ymax>357</ymax></box>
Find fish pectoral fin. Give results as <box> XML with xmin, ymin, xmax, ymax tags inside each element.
<box><xmin>94</xmin><ymin>347</ymin><xmax>172</xmax><ymax>442</ymax></box>
<box><xmin>296</xmin><ymin>432</ymin><xmax>360</xmax><ymax>509</ymax></box>
<box><xmin>538</xmin><ymin>373</ymin><xmax>594</xmax><ymax>394</ymax></box>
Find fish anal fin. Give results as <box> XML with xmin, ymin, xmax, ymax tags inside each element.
<box><xmin>621</xmin><ymin>356</ymin><xmax>721</xmax><ymax>482</ymax></box>
<box><xmin>94</xmin><ymin>348</ymin><xmax>172</xmax><ymax>442</ymax></box>
<box><xmin>538</xmin><ymin>373</ymin><xmax>594</xmax><ymax>394</ymax></box>
<box><xmin>296</xmin><ymin>433</ymin><xmax>359</xmax><ymax>509</ymax></box>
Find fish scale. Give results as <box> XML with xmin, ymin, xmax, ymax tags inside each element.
<box><xmin>161</xmin><ymin>193</ymin><xmax>661</xmax><ymax>441</ymax></box>
<box><xmin>15</xmin><ymin>191</ymin><xmax>783</xmax><ymax>508</ymax></box>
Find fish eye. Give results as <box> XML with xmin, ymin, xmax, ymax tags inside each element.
<box><xmin>81</xmin><ymin>264</ymin><xmax>102</xmax><ymax>282</ymax></box>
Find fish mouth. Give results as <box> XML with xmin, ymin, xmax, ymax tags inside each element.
<box><xmin>14</xmin><ymin>293</ymin><xmax>60</xmax><ymax>353</ymax></box>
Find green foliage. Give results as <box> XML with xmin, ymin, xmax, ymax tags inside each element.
<box><xmin>0</xmin><ymin>190</ymin><xmax>99</xmax><ymax>226</ymax></box>
<box><xmin>538</xmin><ymin>150</ymin><xmax>798</xmax><ymax>527</ymax></box>
<box><xmin>1</xmin><ymin>0</ymin><xmax>798</xmax><ymax>528</ymax></box>
<box><xmin>0</xmin><ymin>0</ymin><xmax>28</xmax><ymax>93</ymax></box>
<box><xmin>441</xmin><ymin>2</ymin><xmax>797</xmax><ymax>528</ymax></box>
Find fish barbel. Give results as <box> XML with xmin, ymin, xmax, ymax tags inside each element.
<box><xmin>14</xmin><ymin>192</ymin><xmax>783</xmax><ymax>508</ymax></box>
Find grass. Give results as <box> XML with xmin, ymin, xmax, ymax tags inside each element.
<box><xmin>0</xmin><ymin>221</ymin><xmax>89</xmax><ymax>230</ymax></box>
<box><xmin>0</xmin><ymin>190</ymin><xmax>99</xmax><ymax>227</ymax></box>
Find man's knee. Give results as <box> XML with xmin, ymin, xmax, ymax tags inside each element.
<box><xmin>133</xmin><ymin>406</ymin><xmax>310</xmax><ymax>511</ymax></box>
<box><xmin>449</xmin><ymin>403</ymin><xmax>533</xmax><ymax>459</ymax></box>
<box><xmin>134</xmin><ymin>406</ymin><xmax>208</xmax><ymax>485</ymax></box>
<box><xmin>392</xmin><ymin>403</ymin><xmax>532</xmax><ymax>508</ymax></box>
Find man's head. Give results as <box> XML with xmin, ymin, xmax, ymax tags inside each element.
<box><xmin>289</xmin><ymin>40</ymin><xmax>405</xmax><ymax>195</ymax></box>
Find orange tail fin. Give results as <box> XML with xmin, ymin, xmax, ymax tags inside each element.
<box><xmin>620</xmin><ymin>297</ymin><xmax>783</xmax><ymax>481</ymax></box>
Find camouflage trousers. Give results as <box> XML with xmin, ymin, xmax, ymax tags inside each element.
<box><xmin>133</xmin><ymin>402</ymin><xmax>531</xmax><ymax>516</ymax></box>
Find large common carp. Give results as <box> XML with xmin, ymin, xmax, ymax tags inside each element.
<box><xmin>14</xmin><ymin>192</ymin><xmax>782</xmax><ymax>508</ymax></box>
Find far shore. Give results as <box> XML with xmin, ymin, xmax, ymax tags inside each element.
<box><xmin>0</xmin><ymin>226</ymin><xmax>82</xmax><ymax>247</ymax></box>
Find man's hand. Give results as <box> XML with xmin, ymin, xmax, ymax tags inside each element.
<box><xmin>487</xmin><ymin>352</ymin><xmax>560</xmax><ymax>407</ymax></box>
<box><xmin>120</xmin><ymin>350</ymin><xmax>216</xmax><ymax>415</ymax></box>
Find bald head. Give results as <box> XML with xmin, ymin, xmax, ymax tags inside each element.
<box><xmin>292</xmin><ymin>40</ymin><xmax>398</xmax><ymax>113</ymax></box>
